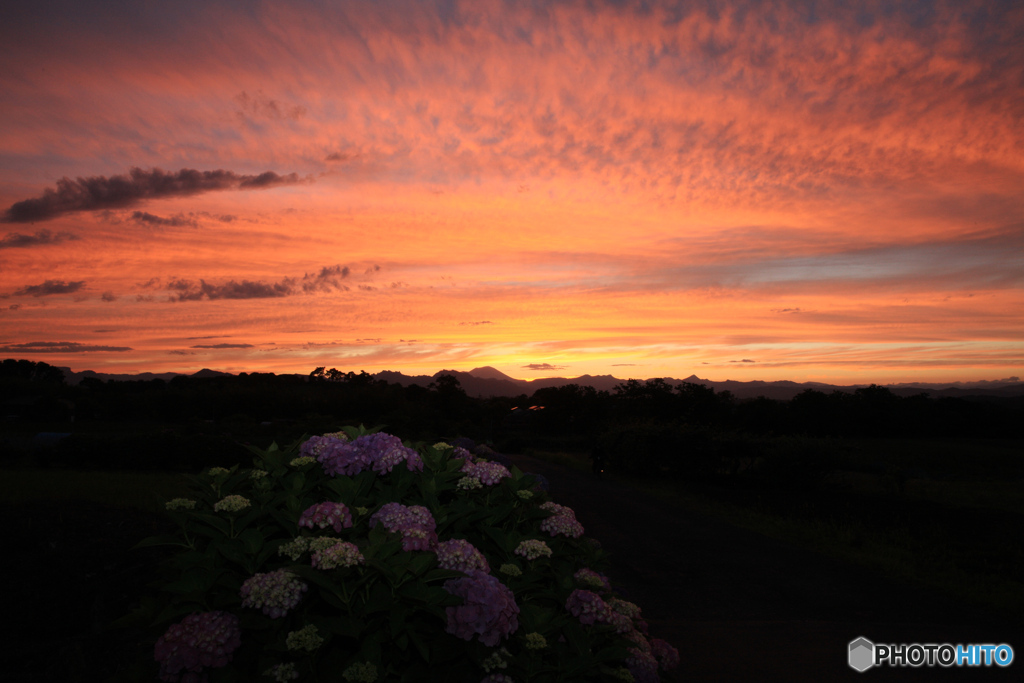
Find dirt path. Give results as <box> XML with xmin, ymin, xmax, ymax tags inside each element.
<box><xmin>509</xmin><ymin>454</ymin><xmax>1021</xmax><ymax>682</ymax></box>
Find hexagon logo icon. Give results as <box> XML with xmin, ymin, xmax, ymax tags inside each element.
<box><xmin>849</xmin><ymin>637</ymin><xmax>875</xmax><ymax>672</ymax></box>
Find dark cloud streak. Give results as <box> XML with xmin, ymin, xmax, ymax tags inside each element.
<box><xmin>189</xmin><ymin>343</ymin><xmax>255</xmax><ymax>349</ymax></box>
<box><xmin>0</xmin><ymin>341</ymin><xmax>132</xmax><ymax>353</ymax></box>
<box><xmin>132</xmin><ymin>211</ymin><xmax>198</xmax><ymax>228</ymax></box>
<box><xmin>522</xmin><ymin>363</ymin><xmax>567</xmax><ymax>371</ymax></box>
<box><xmin>3</xmin><ymin>167</ymin><xmax>308</xmax><ymax>223</ymax></box>
<box><xmin>0</xmin><ymin>229</ymin><xmax>79</xmax><ymax>248</ymax></box>
<box><xmin>15</xmin><ymin>280</ymin><xmax>85</xmax><ymax>297</ymax></box>
<box><xmin>167</xmin><ymin>264</ymin><xmax>351</xmax><ymax>301</ymax></box>
<box><xmin>167</xmin><ymin>278</ymin><xmax>292</xmax><ymax>301</ymax></box>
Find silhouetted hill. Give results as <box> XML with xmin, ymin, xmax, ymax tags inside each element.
<box><xmin>468</xmin><ymin>366</ymin><xmax>518</xmax><ymax>382</ymax></box>
<box><xmin>49</xmin><ymin>363</ymin><xmax>1024</xmax><ymax>399</ymax></box>
<box><xmin>58</xmin><ymin>367</ymin><xmax>236</xmax><ymax>385</ymax></box>
<box><xmin>370</xmin><ymin>368</ymin><xmax>1024</xmax><ymax>400</ymax></box>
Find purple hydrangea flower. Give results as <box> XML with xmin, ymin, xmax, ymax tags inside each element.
<box><xmin>573</xmin><ymin>567</ymin><xmax>611</xmax><ymax>590</ymax></box>
<box><xmin>300</xmin><ymin>434</ymin><xmax>349</xmax><ymax>460</ymax></box>
<box><xmin>540</xmin><ymin>514</ymin><xmax>584</xmax><ymax>538</ymax></box>
<box><xmin>538</xmin><ymin>502</ymin><xmax>573</xmax><ymax>516</ymax></box>
<box><xmin>240</xmin><ymin>569</ymin><xmax>308</xmax><ymax>618</ymax></box>
<box><xmin>315</xmin><ymin>432</ymin><xmax>424</xmax><ymax>477</ymax></box>
<box><xmin>154</xmin><ymin>611</ymin><xmax>241</xmax><ymax>682</ymax></box>
<box><xmin>461</xmin><ymin>460</ymin><xmax>511</xmax><ymax>486</ymax></box>
<box><xmin>651</xmin><ymin>638</ymin><xmax>681</xmax><ymax>671</ymax></box>
<box><xmin>625</xmin><ymin>628</ymin><xmax>652</xmax><ymax>653</ymax></box>
<box><xmin>452</xmin><ymin>446</ymin><xmax>473</xmax><ymax>461</ymax></box>
<box><xmin>627</xmin><ymin>647</ymin><xmax>661</xmax><ymax>683</ymax></box>
<box><xmin>435</xmin><ymin>538</ymin><xmax>490</xmax><ymax>574</ymax></box>
<box><xmin>370</xmin><ymin>502</ymin><xmax>438</xmax><ymax>551</ymax></box>
<box><xmin>298</xmin><ymin>501</ymin><xmax>353</xmax><ymax>533</ymax></box>
<box><xmin>565</xmin><ymin>589</ymin><xmax>610</xmax><ymax>625</ymax></box>
<box><xmin>443</xmin><ymin>569</ymin><xmax>520</xmax><ymax>646</ymax></box>
<box><xmin>607</xmin><ymin>610</ymin><xmax>634</xmax><ymax>633</ymax></box>
<box><xmin>313</xmin><ymin>438</ymin><xmax>373</xmax><ymax>477</ymax></box>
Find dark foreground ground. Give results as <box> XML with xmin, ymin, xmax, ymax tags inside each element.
<box><xmin>508</xmin><ymin>454</ymin><xmax>1021</xmax><ymax>682</ymax></box>
<box><xmin>3</xmin><ymin>458</ymin><xmax>1020</xmax><ymax>682</ymax></box>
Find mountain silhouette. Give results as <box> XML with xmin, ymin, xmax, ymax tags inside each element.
<box><xmin>50</xmin><ymin>364</ymin><xmax>1024</xmax><ymax>399</ymax></box>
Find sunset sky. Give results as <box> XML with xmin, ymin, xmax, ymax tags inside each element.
<box><xmin>1</xmin><ymin>0</ymin><xmax>1022</xmax><ymax>384</ymax></box>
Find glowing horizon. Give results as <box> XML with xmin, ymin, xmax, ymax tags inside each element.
<box><xmin>2</xmin><ymin>0</ymin><xmax>1022</xmax><ymax>385</ymax></box>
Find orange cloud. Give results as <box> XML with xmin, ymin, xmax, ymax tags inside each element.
<box><xmin>0</xmin><ymin>0</ymin><xmax>1021</xmax><ymax>384</ymax></box>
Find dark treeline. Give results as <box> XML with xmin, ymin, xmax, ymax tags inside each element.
<box><xmin>3</xmin><ymin>359</ymin><xmax>1022</xmax><ymax>478</ymax></box>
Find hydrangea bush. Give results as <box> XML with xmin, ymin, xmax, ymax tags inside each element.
<box><xmin>124</xmin><ymin>426</ymin><xmax>679</xmax><ymax>682</ymax></box>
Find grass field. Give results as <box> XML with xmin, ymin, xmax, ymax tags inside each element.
<box><xmin>524</xmin><ymin>442</ymin><xmax>1024</xmax><ymax>619</ymax></box>
<box><xmin>0</xmin><ymin>468</ymin><xmax>192</xmax><ymax>513</ymax></box>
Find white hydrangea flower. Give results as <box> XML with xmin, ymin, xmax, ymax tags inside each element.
<box><xmin>457</xmin><ymin>476</ymin><xmax>483</xmax><ymax>491</ymax></box>
<box><xmin>214</xmin><ymin>494</ymin><xmax>251</xmax><ymax>513</ymax></box>
<box><xmin>499</xmin><ymin>563</ymin><xmax>522</xmax><ymax>578</ymax></box>
<box><xmin>278</xmin><ymin>537</ymin><xmax>310</xmax><ymax>561</ymax></box>
<box><xmin>481</xmin><ymin>647</ymin><xmax>511</xmax><ymax>672</ymax></box>
<box><xmin>342</xmin><ymin>661</ymin><xmax>378</xmax><ymax>682</ymax></box>
<box><xmin>286</xmin><ymin>624</ymin><xmax>323</xmax><ymax>652</ymax></box>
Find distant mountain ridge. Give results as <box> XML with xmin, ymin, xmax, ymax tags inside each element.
<box><xmin>58</xmin><ymin>367</ymin><xmax>232</xmax><ymax>384</ymax></box>
<box><xmin>55</xmin><ymin>364</ymin><xmax>1024</xmax><ymax>400</ymax></box>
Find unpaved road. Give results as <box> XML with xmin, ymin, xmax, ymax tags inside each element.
<box><xmin>508</xmin><ymin>454</ymin><xmax>1021</xmax><ymax>682</ymax></box>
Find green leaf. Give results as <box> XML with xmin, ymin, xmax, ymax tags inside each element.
<box><xmin>422</xmin><ymin>568</ymin><xmax>464</xmax><ymax>584</ymax></box>
<box><xmin>216</xmin><ymin>539</ymin><xmax>248</xmax><ymax>567</ymax></box>
<box><xmin>320</xmin><ymin>615</ymin><xmax>362</xmax><ymax>639</ymax></box>
<box><xmin>191</xmin><ymin>512</ymin><xmax>231</xmax><ymax>537</ymax></box>
<box><xmin>287</xmin><ymin>471</ymin><xmax>306</xmax><ymax>494</ymax></box>
<box><xmin>323</xmin><ymin>477</ymin><xmax>354</xmax><ymax>500</ymax></box>
<box><xmin>238</xmin><ymin>528</ymin><xmax>264</xmax><ymax>555</ymax></box>
<box><xmin>255</xmin><ymin>538</ymin><xmax>284</xmax><ymax>569</ymax></box>
<box><xmin>408</xmin><ymin>552</ymin><xmax>436</xmax><ymax>576</ymax></box>
<box><xmin>320</xmin><ymin>588</ymin><xmax>346</xmax><ymax>610</ymax></box>
<box><xmin>562</xmin><ymin>620</ymin><xmax>589</xmax><ymax>656</ymax></box>
<box><xmin>398</xmin><ymin>580</ymin><xmax>429</xmax><ymax>603</ymax></box>
<box><xmin>389</xmin><ymin>607</ymin><xmax>405</xmax><ymax>636</ymax></box>
<box><xmin>408</xmin><ymin>629</ymin><xmax>431</xmax><ymax>663</ymax></box>
<box><xmin>360</xmin><ymin>627</ymin><xmax>384</xmax><ymax>661</ymax></box>
<box><xmin>365</xmin><ymin>581</ymin><xmax>394</xmax><ymax>614</ymax></box>
<box><xmin>479</xmin><ymin>525</ymin><xmax>513</xmax><ymax>553</ymax></box>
